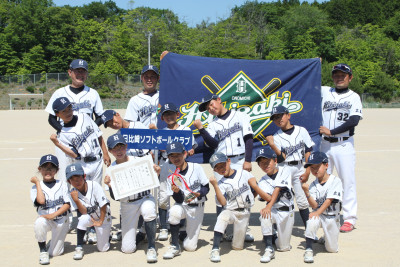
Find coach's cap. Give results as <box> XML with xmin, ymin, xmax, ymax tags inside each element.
<box><xmin>166</xmin><ymin>142</ymin><xmax>185</xmax><ymax>155</ymax></box>
<box><xmin>102</xmin><ymin>110</ymin><xmax>116</xmax><ymax>128</ymax></box>
<box><xmin>52</xmin><ymin>97</ymin><xmax>72</xmax><ymax>113</ymax></box>
<box><xmin>141</xmin><ymin>65</ymin><xmax>159</xmax><ymax>76</ymax></box>
<box><xmin>66</xmin><ymin>163</ymin><xmax>85</xmax><ymax>180</ymax></box>
<box><xmin>255</xmin><ymin>147</ymin><xmax>277</xmax><ymax>162</ymax></box>
<box><xmin>332</xmin><ymin>63</ymin><xmax>352</xmax><ymax>76</ymax></box>
<box><xmin>270</xmin><ymin>105</ymin><xmax>289</xmax><ymax>120</ymax></box>
<box><xmin>198</xmin><ymin>92</ymin><xmax>219</xmax><ymax>112</ymax></box>
<box><xmin>161</xmin><ymin>103</ymin><xmax>178</xmax><ymax>116</ymax></box>
<box><xmin>39</xmin><ymin>154</ymin><xmax>59</xmax><ymax>167</ymax></box>
<box><xmin>304</xmin><ymin>151</ymin><xmax>329</xmax><ymax>168</ymax></box>
<box><xmin>107</xmin><ymin>133</ymin><xmax>127</xmax><ymax>149</ymax></box>
<box><xmin>70</xmin><ymin>59</ymin><xmax>88</xmax><ymax>71</ymax></box>
<box><xmin>209</xmin><ymin>152</ymin><xmax>228</xmax><ymax>169</ymax></box>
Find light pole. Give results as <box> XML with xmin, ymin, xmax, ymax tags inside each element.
<box><xmin>146</xmin><ymin>31</ymin><xmax>152</xmax><ymax>65</ymax></box>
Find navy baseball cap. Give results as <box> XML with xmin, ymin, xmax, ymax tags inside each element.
<box><xmin>141</xmin><ymin>65</ymin><xmax>159</xmax><ymax>76</ymax></box>
<box><xmin>102</xmin><ymin>110</ymin><xmax>116</xmax><ymax>128</ymax></box>
<box><xmin>256</xmin><ymin>147</ymin><xmax>277</xmax><ymax>162</ymax></box>
<box><xmin>198</xmin><ymin>92</ymin><xmax>219</xmax><ymax>112</ymax></box>
<box><xmin>304</xmin><ymin>151</ymin><xmax>329</xmax><ymax>168</ymax></box>
<box><xmin>39</xmin><ymin>154</ymin><xmax>59</xmax><ymax>167</ymax></box>
<box><xmin>209</xmin><ymin>152</ymin><xmax>228</xmax><ymax>169</ymax></box>
<box><xmin>107</xmin><ymin>133</ymin><xmax>127</xmax><ymax>149</ymax></box>
<box><xmin>166</xmin><ymin>142</ymin><xmax>185</xmax><ymax>155</ymax></box>
<box><xmin>52</xmin><ymin>97</ymin><xmax>71</xmax><ymax>113</ymax></box>
<box><xmin>270</xmin><ymin>105</ymin><xmax>289</xmax><ymax>120</ymax></box>
<box><xmin>70</xmin><ymin>59</ymin><xmax>88</xmax><ymax>71</ymax></box>
<box><xmin>332</xmin><ymin>63</ymin><xmax>352</xmax><ymax>76</ymax></box>
<box><xmin>161</xmin><ymin>103</ymin><xmax>178</xmax><ymax>116</ymax></box>
<box><xmin>66</xmin><ymin>163</ymin><xmax>85</xmax><ymax>180</ymax></box>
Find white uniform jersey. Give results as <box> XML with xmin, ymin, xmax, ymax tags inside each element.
<box><xmin>106</xmin><ymin>156</ymin><xmax>150</xmax><ymax>202</ymax></box>
<box><xmin>217</xmin><ymin>168</ymin><xmax>255</xmax><ymax>210</ymax></box>
<box><xmin>70</xmin><ymin>180</ymin><xmax>111</xmax><ymax>221</ymax></box>
<box><xmin>321</xmin><ymin>86</ymin><xmax>363</xmax><ymax>137</ymax></box>
<box><xmin>117</xmin><ymin>121</ymin><xmax>151</xmax><ymax>157</ymax></box>
<box><xmin>165</xmin><ymin>162</ymin><xmax>208</xmax><ymax>205</ymax></box>
<box><xmin>45</xmin><ymin>85</ymin><xmax>104</xmax><ymax>118</ymax></box>
<box><xmin>309</xmin><ymin>174</ymin><xmax>343</xmax><ymax>216</ymax></box>
<box><xmin>207</xmin><ymin>110</ymin><xmax>253</xmax><ymax>156</ymax></box>
<box><xmin>161</xmin><ymin>125</ymin><xmax>197</xmax><ymax>159</ymax></box>
<box><xmin>31</xmin><ymin>180</ymin><xmax>70</xmax><ymax>221</ymax></box>
<box><xmin>58</xmin><ymin>113</ymin><xmax>102</xmax><ymax>158</ymax></box>
<box><xmin>258</xmin><ymin>166</ymin><xmax>294</xmax><ymax>209</ymax></box>
<box><xmin>125</xmin><ymin>91</ymin><xmax>159</xmax><ymax>127</ymax></box>
<box><xmin>273</xmin><ymin>125</ymin><xmax>314</xmax><ymax>162</ymax></box>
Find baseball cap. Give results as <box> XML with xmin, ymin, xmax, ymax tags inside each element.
<box><xmin>107</xmin><ymin>133</ymin><xmax>127</xmax><ymax>149</ymax></box>
<box><xmin>332</xmin><ymin>63</ymin><xmax>352</xmax><ymax>76</ymax></box>
<box><xmin>70</xmin><ymin>59</ymin><xmax>88</xmax><ymax>71</ymax></box>
<box><xmin>198</xmin><ymin>92</ymin><xmax>219</xmax><ymax>112</ymax></box>
<box><xmin>39</xmin><ymin>154</ymin><xmax>59</xmax><ymax>167</ymax></box>
<box><xmin>166</xmin><ymin>142</ymin><xmax>185</xmax><ymax>155</ymax></box>
<box><xmin>209</xmin><ymin>152</ymin><xmax>228</xmax><ymax>169</ymax></box>
<box><xmin>101</xmin><ymin>110</ymin><xmax>116</xmax><ymax>128</ymax></box>
<box><xmin>270</xmin><ymin>105</ymin><xmax>289</xmax><ymax>120</ymax></box>
<box><xmin>304</xmin><ymin>151</ymin><xmax>329</xmax><ymax>168</ymax></box>
<box><xmin>255</xmin><ymin>147</ymin><xmax>277</xmax><ymax>162</ymax></box>
<box><xmin>141</xmin><ymin>65</ymin><xmax>159</xmax><ymax>76</ymax></box>
<box><xmin>160</xmin><ymin>103</ymin><xmax>178</xmax><ymax>116</ymax></box>
<box><xmin>52</xmin><ymin>97</ymin><xmax>71</xmax><ymax>113</ymax></box>
<box><xmin>66</xmin><ymin>163</ymin><xmax>85</xmax><ymax>180</ymax></box>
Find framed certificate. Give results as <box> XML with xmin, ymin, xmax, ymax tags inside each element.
<box><xmin>108</xmin><ymin>155</ymin><xmax>159</xmax><ymax>200</ymax></box>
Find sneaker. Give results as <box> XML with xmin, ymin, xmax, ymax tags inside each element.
<box><xmin>179</xmin><ymin>231</ymin><xmax>187</xmax><ymax>242</ymax></box>
<box><xmin>245</xmin><ymin>233</ymin><xmax>254</xmax><ymax>242</ymax></box>
<box><xmin>73</xmin><ymin>247</ymin><xmax>84</xmax><ymax>260</ymax></box>
<box><xmin>39</xmin><ymin>252</ymin><xmax>50</xmax><ymax>265</ymax></box>
<box><xmin>158</xmin><ymin>229</ymin><xmax>168</xmax><ymax>241</ymax></box>
<box><xmin>260</xmin><ymin>247</ymin><xmax>275</xmax><ymax>263</ymax></box>
<box><xmin>112</xmin><ymin>231</ymin><xmax>122</xmax><ymax>241</ymax></box>
<box><xmin>304</xmin><ymin>249</ymin><xmax>314</xmax><ymax>263</ymax></box>
<box><xmin>210</xmin><ymin>249</ymin><xmax>221</xmax><ymax>263</ymax></box>
<box><xmin>87</xmin><ymin>231</ymin><xmax>97</xmax><ymax>244</ymax></box>
<box><xmin>224</xmin><ymin>233</ymin><xmax>233</xmax><ymax>242</ymax></box>
<box><xmin>83</xmin><ymin>232</ymin><xmax>88</xmax><ymax>243</ymax></box>
<box><xmin>318</xmin><ymin>236</ymin><xmax>325</xmax><ymax>245</ymax></box>
<box><xmin>136</xmin><ymin>232</ymin><xmax>146</xmax><ymax>245</ymax></box>
<box><xmin>340</xmin><ymin>222</ymin><xmax>354</xmax><ymax>233</ymax></box>
<box><xmin>163</xmin><ymin>245</ymin><xmax>181</xmax><ymax>259</ymax></box>
<box><xmin>146</xmin><ymin>248</ymin><xmax>158</xmax><ymax>263</ymax></box>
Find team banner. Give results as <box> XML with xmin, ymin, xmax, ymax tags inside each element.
<box><xmin>158</xmin><ymin>53</ymin><xmax>322</xmax><ymax>163</ymax></box>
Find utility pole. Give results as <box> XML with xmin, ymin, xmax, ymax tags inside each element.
<box><xmin>146</xmin><ymin>31</ymin><xmax>152</xmax><ymax>65</ymax></box>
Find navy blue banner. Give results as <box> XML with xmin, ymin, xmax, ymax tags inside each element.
<box><xmin>158</xmin><ymin>53</ymin><xmax>322</xmax><ymax>163</ymax></box>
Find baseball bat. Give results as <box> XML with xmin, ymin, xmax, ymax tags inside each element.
<box><xmin>262</xmin><ymin>78</ymin><xmax>281</xmax><ymax>97</ymax></box>
<box><xmin>201</xmin><ymin>76</ymin><xmax>220</xmax><ymax>94</ymax></box>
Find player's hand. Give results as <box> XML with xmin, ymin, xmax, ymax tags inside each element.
<box><xmin>70</xmin><ymin>190</ymin><xmax>79</xmax><ymax>202</ymax></box>
<box><xmin>243</xmin><ymin>161</ymin><xmax>252</xmax><ymax>172</ymax></box>
<box><xmin>301</xmin><ymin>182</ymin><xmax>310</xmax><ymax>192</ymax></box>
<box><xmin>265</xmin><ymin>135</ymin><xmax>274</xmax><ymax>145</ymax></box>
<box><xmin>319</xmin><ymin>126</ymin><xmax>331</xmax><ymax>136</ymax></box>
<box><xmin>171</xmin><ymin>185</ymin><xmax>180</xmax><ymax>193</ymax></box>
<box><xmin>160</xmin><ymin>50</ymin><xmax>169</xmax><ymax>60</ymax></box>
<box><xmin>209</xmin><ymin>176</ymin><xmax>218</xmax><ymax>186</ymax></box>
<box><xmin>153</xmin><ymin>164</ymin><xmax>161</xmax><ymax>175</ymax></box>
<box><xmin>309</xmin><ymin>211</ymin><xmax>320</xmax><ymax>219</ymax></box>
<box><xmin>30</xmin><ymin>176</ymin><xmax>40</xmax><ymax>184</ymax></box>
<box><xmin>300</xmin><ymin>171</ymin><xmax>310</xmax><ymax>183</ymax></box>
<box><xmin>149</xmin><ymin>123</ymin><xmax>157</xmax><ymax>129</ymax></box>
<box><xmin>260</xmin><ymin>205</ymin><xmax>272</xmax><ymax>219</ymax></box>
<box><xmin>91</xmin><ymin>218</ymin><xmax>103</xmax><ymax>227</ymax></box>
<box><xmin>104</xmin><ymin>175</ymin><xmax>111</xmax><ymax>186</ymax></box>
<box><xmin>103</xmin><ymin>153</ymin><xmax>111</xmax><ymax>167</ymax></box>
<box><xmin>186</xmin><ymin>192</ymin><xmax>200</xmax><ymax>203</ymax></box>
<box><xmin>187</xmin><ymin>149</ymin><xmax>195</xmax><ymax>156</ymax></box>
<box><xmin>50</xmin><ymin>134</ymin><xmax>59</xmax><ymax>145</ymax></box>
<box><xmin>193</xmin><ymin>119</ymin><xmax>203</xmax><ymax>130</ymax></box>
<box><xmin>41</xmin><ymin>213</ymin><xmax>56</xmax><ymax>220</ymax></box>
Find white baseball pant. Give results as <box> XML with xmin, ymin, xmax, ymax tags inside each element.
<box><xmin>34</xmin><ymin>216</ymin><xmax>69</xmax><ymax>256</ymax></box>
<box><xmin>279</xmin><ymin>163</ymin><xmax>309</xmax><ymax>210</ymax></box>
<box><xmin>80</xmin><ymin>158</ymin><xmax>103</xmax><ymax>185</ymax></box>
<box><xmin>77</xmin><ymin>214</ymin><xmax>111</xmax><ymax>252</ymax></box>
<box><xmin>305</xmin><ymin>215</ymin><xmax>340</xmax><ymax>253</ymax></box>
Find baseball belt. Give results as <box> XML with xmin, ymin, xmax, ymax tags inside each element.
<box><xmin>286</xmin><ymin>160</ymin><xmax>302</xmax><ymax>166</ymax></box>
<box><xmin>277</xmin><ymin>205</ymin><xmax>295</xmax><ymax>212</ymax></box>
<box><xmin>323</xmin><ymin>136</ymin><xmax>350</xmax><ymax>143</ymax></box>
<box><xmin>228</xmin><ymin>153</ymin><xmax>245</xmax><ymax>159</ymax></box>
<box><xmin>187</xmin><ymin>202</ymin><xmax>204</xmax><ymax>207</ymax></box>
<box><xmin>234</xmin><ymin>207</ymin><xmax>249</xmax><ymax>212</ymax></box>
<box><xmin>83</xmin><ymin>152</ymin><xmax>102</xmax><ymax>163</ymax></box>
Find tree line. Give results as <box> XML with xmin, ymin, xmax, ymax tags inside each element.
<box><xmin>1</xmin><ymin>0</ymin><xmax>400</xmax><ymax>101</ymax></box>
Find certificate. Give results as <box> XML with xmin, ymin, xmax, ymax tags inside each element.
<box><xmin>108</xmin><ymin>155</ymin><xmax>159</xmax><ymax>200</ymax></box>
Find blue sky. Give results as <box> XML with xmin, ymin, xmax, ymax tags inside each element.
<box><xmin>52</xmin><ymin>0</ymin><xmax>324</xmax><ymax>27</ymax></box>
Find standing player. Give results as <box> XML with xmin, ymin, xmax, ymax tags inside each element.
<box><xmin>266</xmin><ymin>105</ymin><xmax>314</xmax><ymax>228</ymax></box>
<box><xmin>45</xmin><ymin>59</ymin><xmax>110</xmax><ymax>181</ymax></box>
<box><xmin>320</xmin><ymin>63</ymin><xmax>362</xmax><ymax>233</ymax></box>
<box><xmin>301</xmin><ymin>151</ymin><xmax>343</xmax><ymax>263</ymax></box>
<box><xmin>161</xmin><ymin>142</ymin><xmax>210</xmax><ymax>259</ymax></box>
<box><xmin>125</xmin><ymin>65</ymin><xmax>160</xmax><ymax>128</ymax></box>
<box><xmin>256</xmin><ymin>147</ymin><xmax>294</xmax><ymax>263</ymax></box>
<box><xmin>30</xmin><ymin>154</ymin><xmax>71</xmax><ymax>265</ymax></box>
<box><xmin>66</xmin><ymin>163</ymin><xmax>112</xmax><ymax>260</ymax></box>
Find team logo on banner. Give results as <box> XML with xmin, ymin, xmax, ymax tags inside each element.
<box><xmin>177</xmin><ymin>71</ymin><xmax>303</xmax><ymax>144</ymax></box>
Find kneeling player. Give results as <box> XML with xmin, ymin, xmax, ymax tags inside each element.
<box><xmin>67</xmin><ymin>163</ymin><xmax>112</xmax><ymax>260</ymax></box>
<box><xmin>256</xmin><ymin>147</ymin><xmax>294</xmax><ymax>263</ymax></box>
<box><xmin>301</xmin><ymin>151</ymin><xmax>343</xmax><ymax>263</ymax></box>
<box><xmin>208</xmin><ymin>152</ymin><xmax>270</xmax><ymax>263</ymax></box>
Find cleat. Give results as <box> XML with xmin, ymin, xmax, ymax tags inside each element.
<box><xmin>340</xmin><ymin>222</ymin><xmax>354</xmax><ymax>233</ymax></box>
<box><xmin>210</xmin><ymin>249</ymin><xmax>221</xmax><ymax>263</ymax></box>
<box><xmin>87</xmin><ymin>231</ymin><xmax>97</xmax><ymax>244</ymax></box>
<box><xmin>163</xmin><ymin>245</ymin><xmax>181</xmax><ymax>259</ymax></box>
<box><xmin>73</xmin><ymin>247</ymin><xmax>84</xmax><ymax>260</ymax></box>
<box><xmin>260</xmin><ymin>247</ymin><xmax>275</xmax><ymax>263</ymax></box>
<box><xmin>146</xmin><ymin>248</ymin><xmax>158</xmax><ymax>263</ymax></box>
<box><xmin>304</xmin><ymin>248</ymin><xmax>314</xmax><ymax>263</ymax></box>
<box><xmin>158</xmin><ymin>229</ymin><xmax>168</xmax><ymax>241</ymax></box>
<box><xmin>39</xmin><ymin>252</ymin><xmax>50</xmax><ymax>265</ymax></box>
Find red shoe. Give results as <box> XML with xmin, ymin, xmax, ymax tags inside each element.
<box><xmin>340</xmin><ymin>222</ymin><xmax>354</xmax><ymax>233</ymax></box>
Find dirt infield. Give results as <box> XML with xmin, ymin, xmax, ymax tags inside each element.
<box><xmin>0</xmin><ymin>109</ymin><xmax>398</xmax><ymax>266</ymax></box>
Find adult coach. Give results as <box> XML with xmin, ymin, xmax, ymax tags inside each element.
<box><xmin>125</xmin><ymin>65</ymin><xmax>160</xmax><ymax>127</ymax></box>
<box><xmin>45</xmin><ymin>59</ymin><xmax>110</xmax><ymax>181</ymax></box>
<box><xmin>319</xmin><ymin>63</ymin><xmax>362</xmax><ymax>233</ymax></box>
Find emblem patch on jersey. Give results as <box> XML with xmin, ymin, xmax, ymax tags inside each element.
<box><xmin>71</xmin><ymin>126</ymin><xmax>95</xmax><ymax>148</ymax></box>
<box><xmin>72</xmin><ymin>100</ymin><xmax>92</xmax><ymax>111</ymax></box>
<box><xmin>323</xmin><ymin>101</ymin><xmax>352</xmax><ymax>111</ymax></box>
